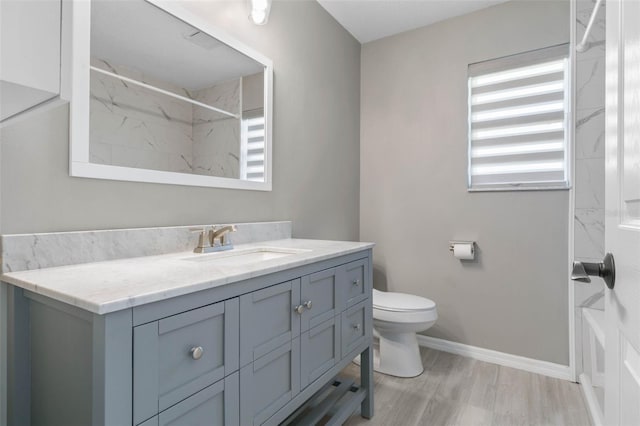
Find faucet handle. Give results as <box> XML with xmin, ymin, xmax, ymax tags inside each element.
<box><xmin>189</xmin><ymin>228</ymin><xmax>209</xmax><ymax>250</ymax></box>
<box><xmin>211</xmin><ymin>225</ymin><xmax>237</xmax><ymax>246</ymax></box>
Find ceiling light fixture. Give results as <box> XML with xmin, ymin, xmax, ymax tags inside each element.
<box><xmin>249</xmin><ymin>0</ymin><xmax>272</xmax><ymax>25</ymax></box>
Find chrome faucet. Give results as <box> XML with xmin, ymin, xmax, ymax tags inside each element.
<box><xmin>190</xmin><ymin>225</ymin><xmax>237</xmax><ymax>253</ymax></box>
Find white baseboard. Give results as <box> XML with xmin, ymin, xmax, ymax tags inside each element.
<box><xmin>578</xmin><ymin>373</ymin><xmax>604</xmax><ymax>426</ymax></box>
<box><xmin>416</xmin><ymin>335</ymin><xmax>573</xmax><ymax>381</ymax></box>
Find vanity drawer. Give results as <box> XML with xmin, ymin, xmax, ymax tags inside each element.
<box><xmin>133</xmin><ymin>299</ymin><xmax>240</xmax><ymax>425</ymax></box>
<box><xmin>240</xmin><ymin>338</ymin><xmax>301</xmax><ymax>426</ymax></box>
<box><xmin>300</xmin><ymin>267</ymin><xmax>343</xmax><ymax>332</ymax></box>
<box><xmin>341</xmin><ymin>300</ymin><xmax>371</xmax><ymax>358</ymax></box>
<box><xmin>138</xmin><ymin>372</ymin><xmax>239</xmax><ymax>426</ymax></box>
<box><xmin>240</xmin><ymin>279</ymin><xmax>301</xmax><ymax>367</ymax></box>
<box><xmin>342</xmin><ymin>258</ymin><xmax>369</xmax><ymax>307</ymax></box>
<box><xmin>301</xmin><ymin>316</ymin><xmax>341</xmax><ymax>389</ymax></box>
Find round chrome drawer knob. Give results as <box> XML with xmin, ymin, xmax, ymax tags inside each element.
<box><xmin>190</xmin><ymin>346</ymin><xmax>204</xmax><ymax>360</ymax></box>
<box><xmin>294</xmin><ymin>304</ymin><xmax>305</xmax><ymax>315</ymax></box>
<box><xmin>303</xmin><ymin>300</ymin><xmax>312</xmax><ymax>310</ymax></box>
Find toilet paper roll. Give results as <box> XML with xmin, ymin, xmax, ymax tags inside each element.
<box><xmin>453</xmin><ymin>243</ymin><xmax>475</xmax><ymax>260</ymax></box>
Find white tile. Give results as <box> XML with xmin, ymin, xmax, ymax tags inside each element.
<box><xmin>89</xmin><ymin>142</ymin><xmax>112</xmax><ymax>165</ymax></box>
<box><xmin>576</xmin><ymin>56</ymin><xmax>605</xmax><ymax>110</ymax></box>
<box><xmin>167</xmin><ymin>153</ymin><xmax>193</xmax><ymax>174</ymax></box>
<box><xmin>575</xmin><ymin>158</ymin><xmax>605</xmax><ymax>209</ymax></box>
<box><xmin>111</xmin><ymin>145</ymin><xmax>170</xmax><ymax>171</ymax></box>
<box><xmin>574</xmin><ymin>208</ymin><xmax>605</xmax><ymax>260</ymax></box>
<box><xmin>88</xmin><ymin>63</ymin><xmax>243</xmax><ymax>177</ymax></box>
<box><xmin>576</xmin><ymin>0</ymin><xmax>605</xmax><ymax>61</ymax></box>
<box><xmin>576</xmin><ymin>108</ymin><xmax>605</xmax><ymax>160</ymax></box>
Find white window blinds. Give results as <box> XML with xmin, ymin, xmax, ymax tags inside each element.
<box><xmin>241</xmin><ymin>112</ymin><xmax>266</xmax><ymax>182</ymax></box>
<box><xmin>468</xmin><ymin>44</ymin><xmax>570</xmax><ymax>191</ymax></box>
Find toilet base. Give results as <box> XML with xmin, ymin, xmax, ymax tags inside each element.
<box><xmin>353</xmin><ymin>333</ymin><xmax>424</xmax><ymax>378</ymax></box>
<box><xmin>377</xmin><ymin>329</ymin><xmax>424</xmax><ymax>378</ymax></box>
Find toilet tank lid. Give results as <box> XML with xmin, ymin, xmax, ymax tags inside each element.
<box><xmin>373</xmin><ymin>289</ymin><xmax>436</xmax><ymax>311</ymax></box>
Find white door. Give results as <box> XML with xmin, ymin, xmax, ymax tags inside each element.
<box><xmin>605</xmin><ymin>0</ymin><xmax>640</xmax><ymax>424</ymax></box>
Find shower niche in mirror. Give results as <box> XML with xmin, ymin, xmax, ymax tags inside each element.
<box><xmin>69</xmin><ymin>0</ymin><xmax>273</xmax><ymax>190</ymax></box>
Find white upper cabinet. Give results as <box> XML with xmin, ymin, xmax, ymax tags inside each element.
<box><xmin>0</xmin><ymin>0</ymin><xmax>61</xmax><ymax>122</ymax></box>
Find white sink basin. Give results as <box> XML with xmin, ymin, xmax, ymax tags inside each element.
<box><xmin>181</xmin><ymin>247</ymin><xmax>310</xmax><ymax>265</ymax></box>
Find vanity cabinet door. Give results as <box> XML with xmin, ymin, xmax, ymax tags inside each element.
<box><xmin>342</xmin><ymin>258</ymin><xmax>370</xmax><ymax>307</ymax></box>
<box><xmin>133</xmin><ymin>299</ymin><xmax>240</xmax><ymax>425</ymax></box>
<box><xmin>138</xmin><ymin>373</ymin><xmax>239</xmax><ymax>426</ymax></box>
<box><xmin>300</xmin><ymin>316</ymin><xmax>341</xmax><ymax>389</ymax></box>
<box><xmin>240</xmin><ymin>279</ymin><xmax>301</xmax><ymax>367</ymax></box>
<box><xmin>300</xmin><ymin>268</ymin><xmax>344</xmax><ymax>332</ymax></box>
<box><xmin>341</xmin><ymin>300</ymin><xmax>372</xmax><ymax>358</ymax></box>
<box><xmin>240</xmin><ymin>339</ymin><xmax>301</xmax><ymax>426</ymax></box>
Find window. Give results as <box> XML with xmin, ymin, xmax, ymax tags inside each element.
<box><xmin>241</xmin><ymin>111</ymin><xmax>266</xmax><ymax>182</ymax></box>
<box><xmin>468</xmin><ymin>44</ymin><xmax>570</xmax><ymax>191</ymax></box>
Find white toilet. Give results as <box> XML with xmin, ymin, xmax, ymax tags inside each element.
<box><xmin>371</xmin><ymin>288</ymin><xmax>437</xmax><ymax>378</ymax></box>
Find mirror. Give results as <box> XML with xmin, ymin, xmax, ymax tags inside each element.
<box><xmin>69</xmin><ymin>0</ymin><xmax>273</xmax><ymax>190</ymax></box>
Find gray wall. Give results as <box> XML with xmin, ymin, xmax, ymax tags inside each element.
<box><xmin>0</xmin><ymin>0</ymin><xmax>361</xmax><ymax>240</ymax></box>
<box><xmin>360</xmin><ymin>0</ymin><xmax>571</xmax><ymax>364</ymax></box>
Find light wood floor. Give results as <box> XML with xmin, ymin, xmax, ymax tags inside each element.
<box><xmin>342</xmin><ymin>347</ymin><xmax>592</xmax><ymax>426</ymax></box>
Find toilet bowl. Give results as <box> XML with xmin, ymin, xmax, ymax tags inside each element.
<box><xmin>371</xmin><ymin>288</ymin><xmax>437</xmax><ymax>378</ymax></box>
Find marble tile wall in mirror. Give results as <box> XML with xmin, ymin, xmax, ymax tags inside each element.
<box><xmin>69</xmin><ymin>0</ymin><xmax>272</xmax><ymax>189</ymax></box>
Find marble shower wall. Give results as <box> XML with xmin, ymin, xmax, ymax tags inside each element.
<box><xmin>89</xmin><ymin>58</ymin><xmax>242</xmax><ymax>178</ymax></box>
<box><xmin>90</xmin><ymin>59</ymin><xmax>194</xmax><ymax>174</ymax></box>
<box><xmin>192</xmin><ymin>79</ymin><xmax>241</xmax><ymax>178</ymax></box>
<box><xmin>574</xmin><ymin>0</ymin><xmax>605</xmax><ymax>378</ymax></box>
<box><xmin>574</xmin><ymin>0</ymin><xmax>605</xmax><ymax>312</ymax></box>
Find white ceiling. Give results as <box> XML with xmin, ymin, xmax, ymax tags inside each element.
<box><xmin>91</xmin><ymin>0</ymin><xmax>264</xmax><ymax>90</ymax></box>
<box><xmin>317</xmin><ymin>0</ymin><xmax>510</xmax><ymax>44</ymax></box>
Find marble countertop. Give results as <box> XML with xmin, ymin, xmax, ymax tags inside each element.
<box><xmin>1</xmin><ymin>238</ymin><xmax>373</xmax><ymax>315</ymax></box>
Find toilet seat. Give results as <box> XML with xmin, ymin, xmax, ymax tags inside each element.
<box><xmin>372</xmin><ymin>289</ymin><xmax>436</xmax><ymax>312</ymax></box>
<box><xmin>372</xmin><ymin>289</ymin><xmax>437</xmax><ymax>324</ymax></box>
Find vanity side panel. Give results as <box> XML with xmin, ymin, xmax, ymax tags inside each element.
<box><xmin>7</xmin><ymin>286</ymin><xmax>30</xmax><ymax>426</ymax></box>
<box><xmin>360</xmin><ymin>250</ymin><xmax>374</xmax><ymax>418</ymax></box>
<box><xmin>134</xmin><ymin>322</ymin><xmax>159</xmax><ymax>425</ymax></box>
<box><xmin>29</xmin><ymin>297</ymin><xmax>93</xmax><ymax>426</ymax></box>
<box><xmin>92</xmin><ymin>309</ymin><xmax>133</xmax><ymax>426</ymax></box>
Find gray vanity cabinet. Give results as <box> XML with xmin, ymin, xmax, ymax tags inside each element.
<box><xmin>300</xmin><ymin>316</ymin><xmax>341</xmax><ymax>388</ymax></box>
<box><xmin>343</xmin><ymin>258</ymin><xmax>368</xmax><ymax>307</ymax></box>
<box><xmin>139</xmin><ymin>373</ymin><xmax>240</xmax><ymax>426</ymax></box>
<box><xmin>300</xmin><ymin>267</ymin><xmax>343</xmax><ymax>331</ymax></box>
<box><xmin>342</xmin><ymin>300</ymin><xmax>371</xmax><ymax>358</ymax></box>
<box><xmin>133</xmin><ymin>299</ymin><xmax>240</xmax><ymax>425</ymax></box>
<box><xmin>7</xmin><ymin>249</ymin><xmax>374</xmax><ymax>426</ymax></box>
<box><xmin>238</xmin><ymin>261</ymin><xmax>364</xmax><ymax>425</ymax></box>
<box><xmin>240</xmin><ymin>339</ymin><xmax>301</xmax><ymax>425</ymax></box>
<box><xmin>239</xmin><ymin>280</ymin><xmax>300</xmax><ymax>367</ymax></box>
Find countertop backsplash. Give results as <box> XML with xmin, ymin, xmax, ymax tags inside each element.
<box><xmin>1</xmin><ymin>221</ymin><xmax>292</xmax><ymax>273</ymax></box>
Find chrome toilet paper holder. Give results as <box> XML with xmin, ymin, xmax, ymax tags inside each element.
<box><xmin>448</xmin><ymin>241</ymin><xmax>476</xmax><ymax>252</ymax></box>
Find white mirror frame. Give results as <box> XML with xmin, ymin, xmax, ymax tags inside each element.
<box><xmin>66</xmin><ymin>0</ymin><xmax>274</xmax><ymax>190</ymax></box>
